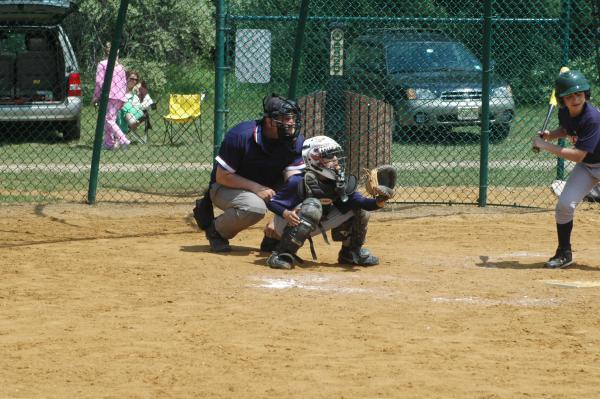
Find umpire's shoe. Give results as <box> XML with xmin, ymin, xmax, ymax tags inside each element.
<box><xmin>205</xmin><ymin>223</ymin><xmax>231</xmax><ymax>252</ymax></box>
<box><xmin>338</xmin><ymin>246</ymin><xmax>379</xmax><ymax>267</ymax></box>
<box><xmin>544</xmin><ymin>247</ymin><xmax>573</xmax><ymax>269</ymax></box>
<box><xmin>267</xmin><ymin>252</ymin><xmax>295</xmax><ymax>270</ymax></box>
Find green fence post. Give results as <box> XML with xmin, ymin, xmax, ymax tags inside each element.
<box><xmin>478</xmin><ymin>0</ymin><xmax>493</xmax><ymax>207</ymax></box>
<box><xmin>214</xmin><ymin>0</ymin><xmax>227</xmax><ymax>159</ymax></box>
<box><xmin>288</xmin><ymin>0</ymin><xmax>310</xmax><ymax>100</ymax></box>
<box><xmin>556</xmin><ymin>0</ymin><xmax>572</xmax><ymax>181</ymax></box>
<box><xmin>86</xmin><ymin>0</ymin><xmax>130</xmax><ymax>204</ymax></box>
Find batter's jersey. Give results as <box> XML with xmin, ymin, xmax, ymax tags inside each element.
<box><xmin>558</xmin><ymin>102</ymin><xmax>600</xmax><ymax>164</ymax></box>
<box><xmin>210</xmin><ymin>120</ymin><xmax>305</xmax><ymax>188</ymax></box>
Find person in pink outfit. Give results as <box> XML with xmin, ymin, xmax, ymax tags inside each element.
<box><xmin>92</xmin><ymin>42</ymin><xmax>130</xmax><ymax>150</ymax></box>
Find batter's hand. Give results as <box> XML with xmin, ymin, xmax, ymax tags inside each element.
<box><xmin>532</xmin><ymin>136</ymin><xmax>546</xmax><ymax>151</ymax></box>
<box><xmin>255</xmin><ymin>186</ymin><xmax>276</xmax><ymax>201</ymax></box>
<box><xmin>537</xmin><ymin>130</ymin><xmax>550</xmax><ymax>141</ymax></box>
<box><xmin>283</xmin><ymin>209</ymin><xmax>300</xmax><ymax>226</ymax></box>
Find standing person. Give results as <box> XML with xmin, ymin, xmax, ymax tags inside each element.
<box><xmin>532</xmin><ymin>69</ymin><xmax>600</xmax><ymax>268</ymax></box>
<box><xmin>193</xmin><ymin>93</ymin><xmax>305</xmax><ymax>252</ymax></box>
<box><xmin>92</xmin><ymin>42</ymin><xmax>131</xmax><ymax>150</ymax></box>
<box><xmin>263</xmin><ymin>136</ymin><xmax>393</xmax><ymax>270</ymax></box>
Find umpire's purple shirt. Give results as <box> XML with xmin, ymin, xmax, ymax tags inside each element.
<box><xmin>209</xmin><ymin>120</ymin><xmax>305</xmax><ymax>189</ymax></box>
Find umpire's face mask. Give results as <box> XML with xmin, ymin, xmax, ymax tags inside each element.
<box><xmin>272</xmin><ymin>114</ymin><xmax>300</xmax><ymax>149</ymax></box>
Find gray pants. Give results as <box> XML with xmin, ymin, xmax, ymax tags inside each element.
<box><xmin>273</xmin><ymin>206</ymin><xmax>354</xmax><ymax>237</ymax></box>
<box><xmin>556</xmin><ymin>163</ymin><xmax>600</xmax><ymax>224</ymax></box>
<box><xmin>209</xmin><ymin>183</ymin><xmax>267</xmax><ymax>239</ymax></box>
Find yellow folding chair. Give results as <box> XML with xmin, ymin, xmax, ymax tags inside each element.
<box><xmin>162</xmin><ymin>93</ymin><xmax>205</xmax><ymax>144</ymax></box>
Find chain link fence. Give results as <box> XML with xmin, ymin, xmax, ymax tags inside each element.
<box><xmin>0</xmin><ymin>0</ymin><xmax>216</xmax><ymax>204</ymax></box>
<box><xmin>1</xmin><ymin>0</ymin><xmax>599</xmax><ymax>208</ymax></box>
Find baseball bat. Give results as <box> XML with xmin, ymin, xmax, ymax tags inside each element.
<box><xmin>533</xmin><ymin>66</ymin><xmax>570</xmax><ymax>152</ymax></box>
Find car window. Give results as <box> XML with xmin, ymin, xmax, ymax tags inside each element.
<box><xmin>347</xmin><ymin>42</ymin><xmax>384</xmax><ymax>70</ymax></box>
<box><xmin>386</xmin><ymin>41</ymin><xmax>482</xmax><ymax>73</ymax></box>
<box><xmin>0</xmin><ymin>32</ymin><xmax>26</xmax><ymax>53</ymax></box>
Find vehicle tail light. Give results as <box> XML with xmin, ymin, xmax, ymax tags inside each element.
<box><xmin>67</xmin><ymin>72</ymin><xmax>82</xmax><ymax>97</ymax></box>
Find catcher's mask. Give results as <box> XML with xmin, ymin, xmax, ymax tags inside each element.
<box><xmin>263</xmin><ymin>93</ymin><xmax>302</xmax><ymax>148</ymax></box>
<box><xmin>302</xmin><ymin>135</ymin><xmax>350</xmax><ymax>200</ymax></box>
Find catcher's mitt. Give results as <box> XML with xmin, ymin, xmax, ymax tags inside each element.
<box><xmin>364</xmin><ymin>164</ymin><xmax>397</xmax><ymax>201</ymax></box>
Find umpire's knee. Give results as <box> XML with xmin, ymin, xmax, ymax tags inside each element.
<box><xmin>555</xmin><ymin>197</ymin><xmax>575</xmax><ymax>224</ymax></box>
<box><xmin>216</xmin><ymin>198</ymin><xmax>267</xmax><ymax>239</ymax></box>
<box><xmin>237</xmin><ymin>205</ymin><xmax>267</xmax><ymax>226</ymax></box>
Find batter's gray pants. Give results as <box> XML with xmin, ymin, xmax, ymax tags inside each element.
<box><xmin>209</xmin><ymin>183</ymin><xmax>267</xmax><ymax>239</ymax></box>
<box><xmin>556</xmin><ymin>163</ymin><xmax>600</xmax><ymax>224</ymax></box>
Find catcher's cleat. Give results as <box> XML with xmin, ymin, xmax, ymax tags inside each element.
<box><xmin>205</xmin><ymin>223</ymin><xmax>231</xmax><ymax>253</ymax></box>
<box><xmin>338</xmin><ymin>247</ymin><xmax>379</xmax><ymax>267</ymax></box>
<box><xmin>260</xmin><ymin>236</ymin><xmax>280</xmax><ymax>253</ymax></box>
<box><xmin>267</xmin><ymin>252</ymin><xmax>295</xmax><ymax>270</ymax></box>
<box><xmin>544</xmin><ymin>247</ymin><xmax>573</xmax><ymax>269</ymax></box>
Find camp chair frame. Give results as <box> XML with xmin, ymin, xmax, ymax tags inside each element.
<box><xmin>127</xmin><ymin>103</ymin><xmax>156</xmax><ymax>145</ymax></box>
<box><xmin>163</xmin><ymin>93</ymin><xmax>205</xmax><ymax>145</ymax></box>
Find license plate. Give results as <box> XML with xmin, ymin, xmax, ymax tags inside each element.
<box><xmin>457</xmin><ymin>107</ymin><xmax>479</xmax><ymax>121</ymax></box>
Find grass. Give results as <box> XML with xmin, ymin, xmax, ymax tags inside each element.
<box><xmin>0</xmin><ymin>88</ymin><xmax>579</xmax><ymax>206</ymax></box>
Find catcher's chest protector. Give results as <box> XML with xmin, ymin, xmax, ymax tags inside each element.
<box><xmin>302</xmin><ymin>171</ymin><xmax>338</xmax><ymax>200</ymax></box>
<box><xmin>301</xmin><ymin>172</ymin><xmax>356</xmax><ymax>214</ymax></box>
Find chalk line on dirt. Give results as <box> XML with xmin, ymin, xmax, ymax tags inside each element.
<box><xmin>542</xmin><ymin>280</ymin><xmax>600</xmax><ymax>288</ymax></box>
<box><xmin>432</xmin><ymin>296</ymin><xmax>562</xmax><ymax>307</ymax></box>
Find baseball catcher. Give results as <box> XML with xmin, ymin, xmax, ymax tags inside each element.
<box><xmin>263</xmin><ymin>135</ymin><xmax>396</xmax><ymax>270</ymax></box>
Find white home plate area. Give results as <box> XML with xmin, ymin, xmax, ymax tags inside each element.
<box><xmin>247</xmin><ymin>274</ymin><xmax>393</xmax><ymax>296</ymax></box>
<box><xmin>246</xmin><ymin>272</ymin><xmax>592</xmax><ymax>307</ymax></box>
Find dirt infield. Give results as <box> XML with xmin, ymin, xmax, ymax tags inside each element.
<box><xmin>2</xmin><ymin>203</ymin><xmax>600</xmax><ymax>398</ymax></box>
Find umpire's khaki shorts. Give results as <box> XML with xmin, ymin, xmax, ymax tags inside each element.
<box><xmin>209</xmin><ymin>183</ymin><xmax>267</xmax><ymax>238</ymax></box>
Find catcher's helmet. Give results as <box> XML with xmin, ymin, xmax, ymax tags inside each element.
<box><xmin>555</xmin><ymin>70</ymin><xmax>591</xmax><ymax>104</ymax></box>
<box><xmin>302</xmin><ymin>136</ymin><xmax>346</xmax><ymax>181</ymax></box>
<box><xmin>263</xmin><ymin>93</ymin><xmax>302</xmax><ymax>147</ymax></box>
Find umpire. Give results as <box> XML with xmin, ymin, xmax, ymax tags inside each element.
<box><xmin>193</xmin><ymin>94</ymin><xmax>305</xmax><ymax>252</ymax></box>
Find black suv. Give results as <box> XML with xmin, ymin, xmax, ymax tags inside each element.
<box><xmin>345</xmin><ymin>30</ymin><xmax>514</xmax><ymax>142</ymax></box>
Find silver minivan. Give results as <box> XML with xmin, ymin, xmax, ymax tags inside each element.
<box><xmin>0</xmin><ymin>0</ymin><xmax>82</xmax><ymax>140</ymax></box>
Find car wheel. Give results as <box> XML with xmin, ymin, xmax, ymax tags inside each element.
<box><xmin>490</xmin><ymin>123</ymin><xmax>510</xmax><ymax>144</ymax></box>
<box><xmin>62</xmin><ymin>119</ymin><xmax>81</xmax><ymax>141</ymax></box>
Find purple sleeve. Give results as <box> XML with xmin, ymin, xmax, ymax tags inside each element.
<box><xmin>267</xmin><ymin>174</ymin><xmax>304</xmax><ymax>217</ymax></box>
<box><xmin>335</xmin><ymin>192</ymin><xmax>380</xmax><ymax>213</ymax></box>
<box><xmin>285</xmin><ymin>154</ymin><xmax>305</xmax><ymax>173</ymax></box>
<box><xmin>92</xmin><ymin>61</ymin><xmax>106</xmax><ymax>103</ymax></box>
<box><xmin>215</xmin><ymin>132</ymin><xmax>244</xmax><ymax>173</ymax></box>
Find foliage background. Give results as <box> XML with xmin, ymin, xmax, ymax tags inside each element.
<box><xmin>62</xmin><ymin>0</ymin><xmax>216</xmax><ymax>97</ymax></box>
<box><xmin>61</xmin><ymin>0</ymin><xmax>599</xmax><ymax>104</ymax></box>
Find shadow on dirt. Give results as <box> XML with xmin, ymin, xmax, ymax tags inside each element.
<box><xmin>475</xmin><ymin>258</ymin><xmax>599</xmax><ymax>271</ymax></box>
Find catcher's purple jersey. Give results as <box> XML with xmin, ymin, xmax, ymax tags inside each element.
<box><xmin>267</xmin><ymin>174</ymin><xmax>379</xmax><ymax>217</ymax></box>
<box><xmin>558</xmin><ymin>102</ymin><xmax>600</xmax><ymax>164</ymax></box>
<box><xmin>210</xmin><ymin>120</ymin><xmax>305</xmax><ymax>188</ymax></box>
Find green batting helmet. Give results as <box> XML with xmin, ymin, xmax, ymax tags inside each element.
<box><xmin>555</xmin><ymin>69</ymin><xmax>591</xmax><ymax>98</ymax></box>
